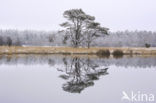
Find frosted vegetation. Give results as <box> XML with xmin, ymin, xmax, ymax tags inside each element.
<box><xmin>60</xmin><ymin>9</ymin><xmax>109</xmax><ymax>48</ymax></box>
<box><xmin>0</xmin><ymin>29</ymin><xmax>155</xmax><ymax>47</ymax></box>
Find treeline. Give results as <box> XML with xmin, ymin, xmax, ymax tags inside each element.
<box><xmin>0</xmin><ymin>29</ymin><xmax>156</xmax><ymax>47</ymax></box>
<box><xmin>99</xmin><ymin>30</ymin><xmax>156</xmax><ymax>47</ymax></box>
<box><xmin>0</xmin><ymin>29</ymin><xmax>58</xmax><ymax>46</ymax></box>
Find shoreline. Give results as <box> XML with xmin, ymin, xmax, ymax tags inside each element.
<box><xmin>0</xmin><ymin>46</ymin><xmax>156</xmax><ymax>55</ymax></box>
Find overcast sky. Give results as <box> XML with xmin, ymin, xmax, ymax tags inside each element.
<box><xmin>0</xmin><ymin>0</ymin><xmax>156</xmax><ymax>31</ymax></box>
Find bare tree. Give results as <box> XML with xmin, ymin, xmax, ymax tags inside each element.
<box><xmin>60</xmin><ymin>9</ymin><xmax>109</xmax><ymax>48</ymax></box>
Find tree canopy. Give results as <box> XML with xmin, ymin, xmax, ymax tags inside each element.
<box><xmin>60</xmin><ymin>9</ymin><xmax>109</xmax><ymax>48</ymax></box>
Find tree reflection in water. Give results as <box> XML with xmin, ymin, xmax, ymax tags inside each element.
<box><xmin>58</xmin><ymin>57</ymin><xmax>109</xmax><ymax>93</ymax></box>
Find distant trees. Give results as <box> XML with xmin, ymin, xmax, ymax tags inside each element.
<box><xmin>0</xmin><ymin>36</ymin><xmax>3</xmax><ymax>45</ymax></box>
<box><xmin>0</xmin><ymin>36</ymin><xmax>12</xmax><ymax>46</ymax></box>
<box><xmin>97</xmin><ymin>30</ymin><xmax>156</xmax><ymax>47</ymax></box>
<box><xmin>60</xmin><ymin>9</ymin><xmax>109</xmax><ymax>48</ymax></box>
<box><xmin>6</xmin><ymin>37</ymin><xmax>12</xmax><ymax>46</ymax></box>
<box><xmin>0</xmin><ymin>29</ymin><xmax>156</xmax><ymax>47</ymax></box>
<box><xmin>48</xmin><ymin>34</ymin><xmax>55</xmax><ymax>43</ymax></box>
<box><xmin>14</xmin><ymin>37</ymin><xmax>21</xmax><ymax>46</ymax></box>
<box><xmin>0</xmin><ymin>30</ymin><xmax>58</xmax><ymax>46</ymax></box>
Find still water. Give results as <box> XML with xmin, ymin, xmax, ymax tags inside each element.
<box><xmin>0</xmin><ymin>55</ymin><xmax>156</xmax><ymax>103</ymax></box>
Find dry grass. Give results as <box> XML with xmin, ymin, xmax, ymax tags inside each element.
<box><xmin>0</xmin><ymin>46</ymin><xmax>156</xmax><ymax>55</ymax></box>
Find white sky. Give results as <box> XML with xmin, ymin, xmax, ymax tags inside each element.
<box><xmin>0</xmin><ymin>0</ymin><xmax>156</xmax><ymax>31</ymax></box>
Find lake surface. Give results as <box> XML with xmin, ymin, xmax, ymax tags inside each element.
<box><xmin>0</xmin><ymin>54</ymin><xmax>156</xmax><ymax>103</ymax></box>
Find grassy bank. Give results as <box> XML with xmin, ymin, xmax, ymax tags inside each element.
<box><xmin>0</xmin><ymin>46</ymin><xmax>156</xmax><ymax>55</ymax></box>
